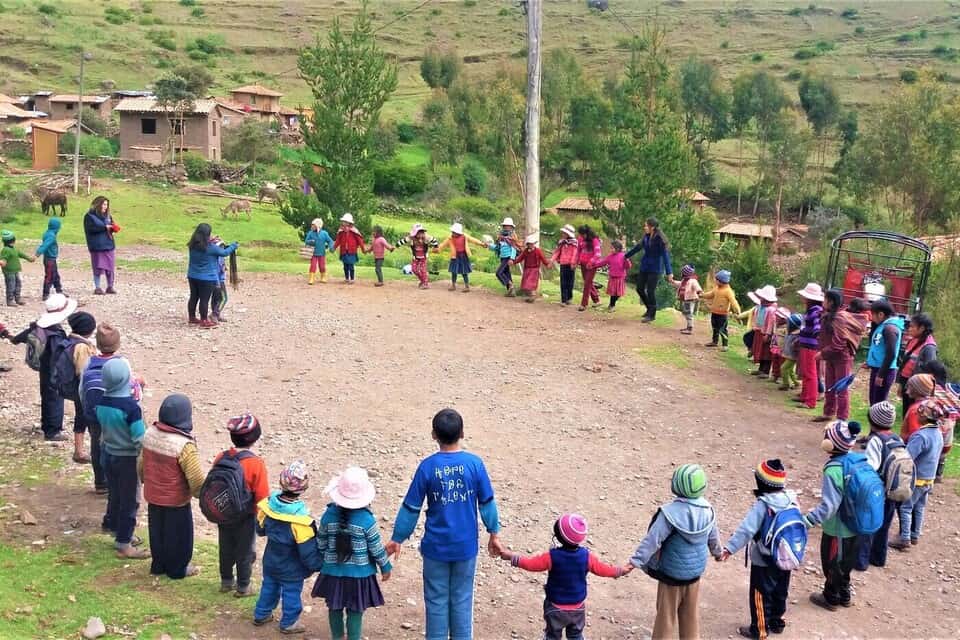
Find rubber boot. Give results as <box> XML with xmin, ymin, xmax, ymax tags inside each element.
<box><xmin>308</xmin><ymin>272</ymin><xmax>315</xmax><ymax>285</ymax></box>
<box><xmin>935</xmin><ymin>460</ymin><xmax>945</xmax><ymax>484</ymax></box>
<box><xmin>320</xmin><ymin>272</ymin><xmax>327</xmax><ymax>283</ymax></box>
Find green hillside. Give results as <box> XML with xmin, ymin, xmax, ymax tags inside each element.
<box><xmin>2</xmin><ymin>0</ymin><xmax>959</xmax><ymax>120</ymax></box>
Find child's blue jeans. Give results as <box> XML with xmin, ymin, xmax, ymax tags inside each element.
<box><xmin>255</xmin><ymin>575</ymin><xmax>304</xmax><ymax>629</ymax></box>
<box><xmin>422</xmin><ymin>555</ymin><xmax>476</xmax><ymax>640</ymax></box>
<box><xmin>898</xmin><ymin>483</ymin><xmax>933</xmax><ymax>542</ymax></box>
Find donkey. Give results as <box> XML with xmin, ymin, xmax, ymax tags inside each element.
<box><xmin>221</xmin><ymin>199</ymin><xmax>252</xmax><ymax>220</ymax></box>
<box><xmin>40</xmin><ymin>191</ymin><xmax>67</xmax><ymax>217</ymax></box>
<box><xmin>257</xmin><ymin>183</ymin><xmax>281</xmax><ymax>204</ymax></box>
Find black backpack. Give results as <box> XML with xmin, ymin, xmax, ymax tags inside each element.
<box><xmin>49</xmin><ymin>336</ymin><xmax>83</xmax><ymax>401</ymax></box>
<box><xmin>199</xmin><ymin>450</ymin><xmax>255</xmax><ymax>525</ymax></box>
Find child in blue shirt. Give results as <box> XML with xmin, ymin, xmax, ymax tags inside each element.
<box><xmin>892</xmin><ymin>400</ymin><xmax>945</xmax><ymax>551</ymax></box>
<box><xmin>305</xmin><ymin>218</ymin><xmax>334</xmax><ymax>285</ymax></box>
<box><xmin>35</xmin><ymin>217</ymin><xmax>63</xmax><ymax>300</ymax></box>
<box><xmin>388</xmin><ymin>408</ymin><xmax>502</xmax><ymax>640</ymax></box>
<box><xmin>95</xmin><ymin>357</ymin><xmax>148</xmax><ymax>559</ymax></box>
<box><xmin>488</xmin><ymin>217</ymin><xmax>519</xmax><ymax>296</ymax></box>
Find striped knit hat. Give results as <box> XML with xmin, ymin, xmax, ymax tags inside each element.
<box><xmin>755</xmin><ymin>459</ymin><xmax>786</xmax><ymax>492</ymax></box>
<box><xmin>555</xmin><ymin>513</ymin><xmax>589</xmax><ymax>546</ymax></box>
<box><xmin>906</xmin><ymin>374</ymin><xmax>936</xmax><ymax>399</ymax></box>
<box><xmin>821</xmin><ymin>420</ymin><xmax>862</xmax><ymax>453</ymax></box>
<box><xmin>227</xmin><ymin>413</ymin><xmax>261</xmax><ymax>447</ymax></box>
<box><xmin>868</xmin><ymin>401</ymin><xmax>897</xmax><ymax>429</ymax></box>
<box><xmin>916</xmin><ymin>398</ymin><xmax>949</xmax><ymax>424</ymax></box>
<box><xmin>671</xmin><ymin>464</ymin><xmax>707</xmax><ymax>499</ymax></box>
<box><xmin>279</xmin><ymin>460</ymin><xmax>309</xmax><ymax>494</ymax></box>
<box><xmin>680</xmin><ymin>264</ymin><xmax>695</xmax><ymax>278</ymax></box>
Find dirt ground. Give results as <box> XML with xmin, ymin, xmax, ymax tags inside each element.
<box><xmin>1</xmin><ymin>251</ymin><xmax>959</xmax><ymax>640</ymax></box>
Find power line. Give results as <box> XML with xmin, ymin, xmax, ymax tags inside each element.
<box><xmin>605</xmin><ymin>3</ymin><xmax>638</xmax><ymax>38</ymax></box>
<box><xmin>374</xmin><ymin>0</ymin><xmax>436</xmax><ymax>33</ymax></box>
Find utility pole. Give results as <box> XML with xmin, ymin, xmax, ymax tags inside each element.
<box><xmin>522</xmin><ymin>0</ymin><xmax>542</xmax><ymax>240</ymax></box>
<box><xmin>73</xmin><ymin>51</ymin><xmax>88</xmax><ymax>194</ymax></box>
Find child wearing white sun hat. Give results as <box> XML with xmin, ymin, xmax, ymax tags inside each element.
<box><xmin>489</xmin><ymin>217</ymin><xmax>521</xmax><ymax>295</ymax></box>
<box><xmin>312</xmin><ymin>466</ymin><xmax>392</xmax><ymax>640</ymax></box>
<box><xmin>435</xmin><ymin>222</ymin><xmax>486</xmax><ymax>292</ymax></box>
<box><xmin>512</xmin><ymin>233</ymin><xmax>551</xmax><ymax>302</ymax></box>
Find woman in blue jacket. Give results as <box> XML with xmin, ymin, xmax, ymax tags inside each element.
<box><xmin>83</xmin><ymin>196</ymin><xmax>119</xmax><ymax>295</ymax></box>
<box><xmin>186</xmin><ymin>223</ymin><xmax>237</xmax><ymax>328</ymax></box>
<box><xmin>624</xmin><ymin>217</ymin><xmax>674</xmax><ymax>322</ymax></box>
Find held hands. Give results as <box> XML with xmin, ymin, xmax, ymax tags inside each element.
<box><xmin>487</xmin><ymin>533</ymin><xmax>504</xmax><ymax>558</ymax></box>
<box><xmin>381</xmin><ymin>571</ymin><xmax>391</xmax><ymax>582</ymax></box>
<box><xmin>385</xmin><ymin>540</ymin><xmax>402</xmax><ymax>561</ymax></box>
<box><xmin>499</xmin><ymin>549</ymin><xmax>514</xmax><ymax>562</ymax></box>
<box><xmin>719</xmin><ymin>550</ymin><xmax>731</xmax><ymax>562</ymax></box>
<box><xmin>620</xmin><ymin>563</ymin><xmax>635</xmax><ymax>576</ymax></box>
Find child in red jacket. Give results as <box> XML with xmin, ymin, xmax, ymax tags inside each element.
<box><xmin>551</xmin><ymin>225</ymin><xmax>579</xmax><ymax>305</ymax></box>
<box><xmin>592</xmin><ymin>240</ymin><xmax>632</xmax><ymax>311</ymax></box>
<box><xmin>332</xmin><ymin>213</ymin><xmax>366</xmax><ymax>283</ymax></box>
<box><xmin>512</xmin><ymin>234</ymin><xmax>551</xmax><ymax>302</ymax></box>
<box><xmin>501</xmin><ymin>513</ymin><xmax>627</xmax><ymax>640</ymax></box>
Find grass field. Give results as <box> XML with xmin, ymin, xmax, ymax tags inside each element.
<box><xmin>2</xmin><ymin>0</ymin><xmax>960</xmax><ymax>124</ymax></box>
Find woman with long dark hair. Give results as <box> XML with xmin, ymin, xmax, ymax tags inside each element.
<box><xmin>576</xmin><ymin>225</ymin><xmax>602</xmax><ymax>311</ymax></box>
<box><xmin>83</xmin><ymin>196</ymin><xmax>119</xmax><ymax>294</ymax></box>
<box><xmin>624</xmin><ymin>217</ymin><xmax>674</xmax><ymax>322</ymax></box>
<box><xmin>187</xmin><ymin>223</ymin><xmax>238</xmax><ymax>328</ymax></box>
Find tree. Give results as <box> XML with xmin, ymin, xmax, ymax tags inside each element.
<box><xmin>79</xmin><ymin>107</ymin><xmax>108</xmax><ymax>136</ymax></box>
<box><xmin>541</xmin><ymin>49</ymin><xmax>587</xmax><ymax>189</ymax></box>
<box><xmin>420</xmin><ymin>95</ymin><xmax>462</xmax><ymax>167</ymax></box>
<box><xmin>420</xmin><ymin>48</ymin><xmax>461</xmax><ymax>90</ymax></box>
<box><xmin>295</xmin><ymin>1</ymin><xmax>398</xmax><ymax>234</ymax></box>
<box><xmin>762</xmin><ymin>112</ymin><xmax>812</xmax><ymax>243</ymax></box>
<box><xmin>798</xmin><ymin>73</ymin><xmax>840</xmax><ymax>202</ymax></box>
<box><xmin>172</xmin><ymin>63</ymin><xmax>214</xmax><ymax>96</ymax></box>
<box><xmin>731</xmin><ymin>71</ymin><xmax>789</xmax><ymax>215</ymax></box>
<box><xmin>153</xmin><ymin>74</ymin><xmax>195</xmax><ymax>163</ymax></box>
<box><xmin>222</xmin><ymin>118</ymin><xmax>278</xmax><ymax>175</ymax></box>
<box><xmin>678</xmin><ymin>57</ymin><xmax>730</xmax><ymax>185</ymax></box>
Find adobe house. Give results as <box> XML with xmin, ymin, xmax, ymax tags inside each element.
<box><xmin>229</xmin><ymin>84</ymin><xmax>283</xmax><ymax>121</ymax></box>
<box><xmin>553</xmin><ymin>196</ymin><xmax>623</xmax><ymax>218</ymax></box>
<box><xmin>114</xmin><ymin>97</ymin><xmax>222</xmax><ymax>164</ymax></box>
<box><xmin>30</xmin><ymin>120</ymin><xmax>84</xmax><ymax>170</ymax></box>
<box><xmin>47</xmin><ymin>95</ymin><xmax>111</xmax><ymax>121</ymax></box>
<box><xmin>713</xmin><ymin>222</ymin><xmax>808</xmax><ymax>251</ymax></box>
<box><xmin>676</xmin><ymin>188</ymin><xmax>711</xmax><ymax>210</ymax></box>
<box><xmin>210</xmin><ymin>97</ymin><xmax>249</xmax><ymax>128</ymax></box>
<box><xmin>25</xmin><ymin>91</ymin><xmax>53</xmax><ymax>114</ymax></box>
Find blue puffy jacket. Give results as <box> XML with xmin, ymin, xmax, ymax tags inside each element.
<box><xmin>256</xmin><ymin>493</ymin><xmax>324</xmax><ymax>582</ymax></box>
<box><xmin>84</xmin><ymin>210</ymin><xmax>116</xmax><ymax>252</ymax></box>
<box><xmin>631</xmin><ymin>497</ymin><xmax>720</xmax><ymax>585</ymax></box>
<box><xmin>187</xmin><ymin>242</ymin><xmax>238</xmax><ymax>282</ymax></box>
<box><xmin>35</xmin><ymin>218</ymin><xmax>61</xmax><ymax>259</ymax></box>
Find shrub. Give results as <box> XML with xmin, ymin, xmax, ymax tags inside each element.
<box><xmin>191</xmin><ymin>6</ymin><xmax>204</xmax><ymax>18</ymax></box>
<box><xmin>539</xmin><ymin>213</ymin><xmax>562</xmax><ymax>237</ymax></box>
<box><xmin>186</xmin><ymin>34</ymin><xmax>224</xmax><ymax>56</ymax></box>
<box><xmin>900</xmin><ymin>69</ymin><xmax>919</xmax><ymax>83</ymax></box>
<box><xmin>815</xmin><ymin>40</ymin><xmax>835</xmax><ymax>52</ymax></box>
<box><xmin>372</xmin><ymin>159</ymin><xmax>431</xmax><ymax>197</ymax></box>
<box><xmin>726</xmin><ymin>240</ymin><xmax>783</xmax><ymax>307</ymax></box>
<box><xmin>720</xmin><ymin>40</ymin><xmax>729</xmax><ymax>49</ymax></box>
<box><xmin>141</xmin><ymin>1</ymin><xmax>154</xmax><ymax>13</ymax></box>
<box><xmin>58</xmin><ymin>133</ymin><xmax>116</xmax><ymax>158</ymax></box>
<box><xmin>751</xmin><ymin>53</ymin><xmax>765</xmax><ymax>63</ymax></box>
<box><xmin>787</xmin><ymin>7</ymin><xmax>802</xmax><ymax>16</ymax></box>
<box><xmin>927</xmin><ymin>254</ymin><xmax>960</xmax><ymax>371</ymax></box>
<box><xmin>841</xmin><ymin>8</ymin><xmax>858</xmax><ymax>19</ymax></box>
<box><xmin>854</xmin><ymin>25</ymin><xmax>865</xmax><ymax>35</ymax></box>
<box><xmin>498</xmin><ymin>7</ymin><xmax>511</xmax><ymax>16</ymax></box>
<box><xmin>448</xmin><ymin>196</ymin><xmax>500</xmax><ymax>222</ymax></box>
<box><xmin>147</xmin><ymin>29</ymin><xmax>176</xmax><ymax>51</ymax></box>
<box><xmin>396</xmin><ymin>122</ymin><xmax>417</xmax><ymax>143</ymax></box>
<box><xmin>462</xmin><ymin>160</ymin><xmax>487</xmax><ymax>196</ymax></box>
<box><xmin>463</xmin><ymin>0</ymin><xmax>477</xmax><ymax>6</ymax></box>
<box><xmin>138</xmin><ymin>15</ymin><xmax>159</xmax><ymax>25</ymax></box>
<box><xmin>37</xmin><ymin>3</ymin><xmax>58</xmax><ymax>16</ymax></box>
<box><xmin>794</xmin><ymin>48</ymin><xmax>817</xmax><ymax>60</ymax></box>
<box><xmin>786</xmin><ymin>69</ymin><xmax>803</xmax><ymax>81</ymax></box>
<box><xmin>179</xmin><ymin>0</ymin><xmax>196</xmax><ymax>5</ymax></box>
<box><xmin>6</xmin><ymin>125</ymin><xmax>26</xmax><ymax>140</ymax></box>
<box><xmin>104</xmin><ymin>6</ymin><xmax>132</xmax><ymax>24</ymax></box>
<box><xmin>181</xmin><ymin>152</ymin><xmax>210</xmax><ymax>181</ymax></box>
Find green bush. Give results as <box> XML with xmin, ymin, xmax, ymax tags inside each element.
<box><xmin>36</xmin><ymin>3</ymin><xmax>58</xmax><ymax>16</ymax></box>
<box><xmin>539</xmin><ymin>213</ymin><xmax>562</xmax><ymax>237</ymax></box>
<box><xmin>815</xmin><ymin>40</ymin><xmax>835</xmax><ymax>52</ymax></box>
<box><xmin>6</xmin><ymin>125</ymin><xmax>26</xmax><ymax>140</ymax></box>
<box><xmin>179</xmin><ymin>0</ymin><xmax>197</xmax><ymax>5</ymax></box>
<box><xmin>181</xmin><ymin>152</ymin><xmax>210</xmax><ymax>181</ymax></box>
<box><xmin>794</xmin><ymin>48</ymin><xmax>818</xmax><ymax>60</ymax></box>
<box><xmin>104</xmin><ymin>6</ymin><xmax>132</xmax><ymax>24</ymax></box>
<box><xmin>720</xmin><ymin>41</ymin><xmax>729</xmax><ymax>49</ymax></box>
<box><xmin>186</xmin><ymin>34</ymin><xmax>224</xmax><ymax>56</ymax></box>
<box><xmin>497</xmin><ymin>7</ymin><xmax>510</xmax><ymax>16</ymax></box>
<box><xmin>147</xmin><ymin>29</ymin><xmax>176</xmax><ymax>51</ymax></box>
<box><xmin>855</xmin><ymin>26</ymin><xmax>865</xmax><ymax>35</ymax></box>
<box><xmin>372</xmin><ymin>159</ymin><xmax>431</xmax><ymax>197</ymax></box>
<box><xmin>462</xmin><ymin>160</ymin><xmax>487</xmax><ymax>196</ymax></box>
<box><xmin>927</xmin><ymin>254</ymin><xmax>960</xmax><ymax>372</ymax></box>
<box><xmin>59</xmin><ymin>133</ymin><xmax>116</xmax><ymax>158</ymax></box>
<box><xmin>900</xmin><ymin>69</ymin><xmax>919</xmax><ymax>83</ymax></box>
<box><xmin>463</xmin><ymin>0</ymin><xmax>477</xmax><ymax>6</ymax></box>
<box><xmin>787</xmin><ymin>7</ymin><xmax>803</xmax><ymax>16</ymax></box>
<box><xmin>448</xmin><ymin>196</ymin><xmax>500</xmax><ymax>222</ymax></box>
<box><xmin>841</xmin><ymin>8</ymin><xmax>859</xmax><ymax>19</ymax></box>
<box><xmin>751</xmin><ymin>53</ymin><xmax>765</xmax><ymax>63</ymax></box>
<box><xmin>191</xmin><ymin>6</ymin><xmax>204</xmax><ymax>17</ymax></box>
<box><xmin>725</xmin><ymin>240</ymin><xmax>783</xmax><ymax>307</ymax></box>
<box><xmin>396</xmin><ymin>122</ymin><xmax>417</xmax><ymax>143</ymax></box>
<box><xmin>786</xmin><ymin>69</ymin><xmax>803</xmax><ymax>81</ymax></box>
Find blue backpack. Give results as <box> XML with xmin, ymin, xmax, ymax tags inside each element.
<box><xmin>833</xmin><ymin>453</ymin><xmax>885</xmax><ymax>535</ymax></box>
<box><xmin>757</xmin><ymin>504</ymin><xmax>808</xmax><ymax>571</ymax></box>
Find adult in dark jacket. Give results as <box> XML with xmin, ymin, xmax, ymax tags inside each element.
<box><xmin>83</xmin><ymin>196</ymin><xmax>119</xmax><ymax>295</ymax></box>
<box><xmin>624</xmin><ymin>217</ymin><xmax>674</xmax><ymax>322</ymax></box>
<box><xmin>186</xmin><ymin>223</ymin><xmax>238</xmax><ymax>328</ymax></box>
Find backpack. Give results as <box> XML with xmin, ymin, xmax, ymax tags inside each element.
<box><xmin>757</xmin><ymin>503</ymin><xmax>808</xmax><ymax>571</ymax></box>
<box><xmin>876</xmin><ymin>433</ymin><xmax>916</xmax><ymax>503</ymax></box>
<box><xmin>199</xmin><ymin>450</ymin><xmax>255</xmax><ymax>525</ymax></box>
<box><xmin>833</xmin><ymin>453</ymin><xmax>885</xmax><ymax>535</ymax></box>
<box><xmin>23</xmin><ymin>326</ymin><xmax>53</xmax><ymax>372</ymax></box>
<box><xmin>49</xmin><ymin>336</ymin><xmax>83</xmax><ymax>401</ymax></box>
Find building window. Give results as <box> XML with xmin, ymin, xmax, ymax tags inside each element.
<box><xmin>173</xmin><ymin>120</ymin><xmax>184</xmax><ymax>135</ymax></box>
<box><xmin>65</xmin><ymin>103</ymin><xmax>74</xmax><ymax>111</ymax></box>
<box><xmin>249</xmin><ymin>94</ymin><xmax>257</xmax><ymax>105</ymax></box>
<box><xmin>141</xmin><ymin>118</ymin><xmax>157</xmax><ymax>135</ymax></box>
<box><xmin>212</xmin><ymin>121</ymin><xmax>217</xmax><ymax>137</ymax></box>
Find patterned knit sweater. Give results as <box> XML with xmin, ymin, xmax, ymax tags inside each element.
<box><xmin>316</xmin><ymin>504</ymin><xmax>392</xmax><ymax>578</ymax></box>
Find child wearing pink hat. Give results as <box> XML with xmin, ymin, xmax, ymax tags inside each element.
<box><xmin>312</xmin><ymin>466</ymin><xmax>392</xmax><ymax>640</ymax></box>
<box><xmin>500</xmin><ymin>513</ymin><xmax>627</xmax><ymax>640</ymax></box>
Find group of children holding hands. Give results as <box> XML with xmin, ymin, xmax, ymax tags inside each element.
<box><xmin>1</xmin><ymin>219</ymin><xmax>64</xmax><ymax>306</ymax></box>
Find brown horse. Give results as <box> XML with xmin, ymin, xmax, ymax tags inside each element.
<box><xmin>41</xmin><ymin>191</ymin><xmax>67</xmax><ymax>217</ymax></box>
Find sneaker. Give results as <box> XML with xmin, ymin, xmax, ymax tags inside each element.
<box><xmin>94</xmin><ymin>486</ymin><xmax>108</xmax><ymax>495</ymax></box>
<box><xmin>5</xmin><ymin>300</ymin><xmax>14</xmax><ymax>307</ymax></box>
<box><xmin>448</xmin><ymin>285</ymin><xmax>457</xmax><ymax>291</ymax></box>
<box><xmin>641</xmin><ymin>316</ymin><xmax>653</xmax><ymax>323</ymax></box>
<box><xmin>220</xmin><ymin>581</ymin><xmax>236</xmax><ymax>593</ymax></box>
<box><xmin>105</xmin><ymin>287</ymin><xmax>117</xmax><ymax>294</ymax></box>
<box><xmin>888</xmin><ymin>539</ymin><xmax>910</xmax><ymax>552</ymax></box>
<box><xmin>524</xmin><ymin>297</ymin><xmax>535</xmax><ymax>303</ymax></box>
<box><xmin>737</xmin><ymin>626</ymin><xmax>758</xmax><ymax>639</ymax></box>
<box><xmin>812</xmin><ymin>415</ymin><xmax>833</xmax><ymax>423</ymax></box>
<box><xmin>680</xmin><ymin>328</ymin><xmax>692</xmax><ymax>335</ymax></box>
<box><xmin>199</xmin><ymin>319</ymin><xmax>218</xmax><ymax>329</ymax></box>
<box><xmin>704</xmin><ymin>342</ymin><xmax>718</xmax><ymax>348</ymax></box>
<box><xmin>577</xmin><ymin>306</ymin><xmax>585</xmax><ymax>311</ymax></box>
<box><xmin>462</xmin><ymin>286</ymin><xmax>470</xmax><ymax>292</ymax></box>
<box><xmin>235</xmin><ymin>585</ymin><xmax>256</xmax><ymax>598</ymax></box>
<box><xmin>910</xmin><ymin>538</ymin><xmax>919</xmax><ymax>546</ymax></box>
<box><xmin>505</xmin><ymin>288</ymin><xmax>516</xmax><ymax>297</ymax></box>
<box><xmin>44</xmin><ymin>432</ymin><xmax>69</xmax><ymax>442</ymax></box>
<box><xmin>94</xmin><ymin>288</ymin><xmax>105</xmax><ymax>295</ymax></box>
<box><xmin>188</xmin><ymin>318</ymin><xmax>200</xmax><ymax>325</ymax></box>
<box><xmin>374</xmin><ymin>282</ymin><xmax>384</xmax><ymax>287</ymax></box>
<box><xmin>253</xmin><ymin>616</ymin><xmax>272</xmax><ymax>627</ymax></box>
<box><xmin>280</xmin><ymin>623</ymin><xmax>306</xmax><ymax>635</ymax></box>
<box><xmin>808</xmin><ymin>593</ymin><xmax>838</xmax><ymax>612</ymax></box>
<box><xmin>720</xmin><ymin>346</ymin><xmax>729</xmax><ymax>352</ymax></box>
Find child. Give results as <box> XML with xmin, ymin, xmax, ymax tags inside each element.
<box><xmin>629</xmin><ymin>464</ymin><xmax>722</xmax><ymax>639</ymax></box>
<box><xmin>865</xmin><ymin>299</ymin><xmax>904</xmax><ymax>405</ymax></box>
<box><xmin>253</xmin><ymin>461</ymin><xmax>324</xmax><ymax>634</ymax></box>
<box><xmin>778</xmin><ymin>313</ymin><xmax>802</xmax><ymax>391</ymax></box>
<box><xmin>216</xmin><ymin>414</ymin><xmax>270</xmax><ymax>597</ymax></box>
<box><xmin>387</xmin><ymin>408</ymin><xmax>502</xmax><ymax>640</ymax></box>
<box><xmin>209</xmin><ymin>235</ymin><xmax>229</xmax><ymax>323</ymax></box>
<box><xmin>367</xmin><ymin>226</ymin><xmax>395</xmax><ymax>287</ymax></box>
<box><xmin>435</xmin><ymin>222</ymin><xmax>485</xmax><ymax>292</ymax></box>
<box><xmin>898</xmin><ymin>313</ymin><xmax>937</xmax><ymax>414</ymax></box>
<box><xmin>900</xmin><ymin>373</ymin><xmax>936</xmax><ymax>442</ymax></box>
<box><xmin>796</xmin><ymin>283</ymin><xmax>824</xmax><ymax>409</ymax></box>
<box><xmin>550</xmin><ymin>225</ymin><xmax>579</xmax><ymax>306</ymax></box>
<box><xmin>576</xmin><ymin>225</ymin><xmax>602</xmax><ymax>310</ymax></box>
<box><xmin>721</xmin><ymin>459</ymin><xmax>796</xmax><ymax>639</ymax></box>
<box><xmin>399</xmin><ymin>224</ymin><xmax>436</xmax><ymax>289</ymax></box>
<box><xmin>891</xmin><ymin>399</ymin><xmax>945</xmax><ymax>551</ymax></box>
<box><xmin>804</xmin><ymin>420</ymin><xmax>864</xmax><ymax>611</ymax></box>
<box><xmin>749</xmin><ymin>285</ymin><xmax>779</xmax><ymax>379</ymax></box>
<box><xmin>591</xmin><ymin>240</ymin><xmax>632</xmax><ymax>310</ymax></box>
<box><xmin>855</xmin><ymin>401</ymin><xmax>903</xmax><ymax>570</ymax></box>
<box><xmin>305</xmin><ymin>218</ymin><xmax>334</xmax><ymax>285</ymax></box>
<box><xmin>141</xmin><ymin>393</ymin><xmax>204</xmax><ymax>579</ymax></box>
<box><xmin>671</xmin><ymin>264</ymin><xmax>702</xmax><ymax>334</ymax></box>
<box><xmin>95</xmin><ymin>357</ymin><xmax>149</xmax><ymax>559</ymax></box>
<box><xmin>489</xmin><ymin>217</ymin><xmax>520</xmax><ymax>297</ymax></box>
<box><xmin>512</xmin><ymin>234</ymin><xmax>552</xmax><ymax>302</ymax></box>
<box><xmin>1</xmin><ymin>229</ymin><xmax>34</xmax><ymax>306</ymax></box>
<box><xmin>332</xmin><ymin>213</ymin><xmax>366</xmax><ymax>284</ymax></box>
<box><xmin>700</xmin><ymin>270</ymin><xmax>741</xmax><ymax>350</ymax></box>
<box><xmin>35</xmin><ymin>217</ymin><xmax>63</xmax><ymax>300</ymax></box>
<box><xmin>66</xmin><ymin>311</ymin><xmax>98</xmax><ymax>464</ymax></box>
<box><xmin>312</xmin><ymin>466</ymin><xmax>392</xmax><ymax>640</ymax></box>
<box><xmin>500</xmin><ymin>513</ymin><xmax>627</xmax><ymax>640</ymax></box>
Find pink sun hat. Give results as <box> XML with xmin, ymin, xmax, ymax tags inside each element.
<box><xmin>324</xmin><ymin>466</ymin><xmax>376</xmax><ymax>510</ymax></box>
<box><xmin>556</xmin><ymin>513</ymin><xmax>588</xmax><ymax>546</ymax></box>
<box><xmin>797</xmin><ymin>282</ymin><xmax>825</xmax><ymax>302</ymax></box>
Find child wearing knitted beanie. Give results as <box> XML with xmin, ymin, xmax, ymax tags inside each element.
<box><xmin>892</xmin><ymin>399</ymin><xmax>945</xmax><ymax>552</ymax></box>
<box><xmin>629</xmin><ymin>464</ymin><xmax>722</xmax><ymax>639</ymax></box>
<box><xmin>853</xmin><ymin>401</ymin><xmax>905</xmax><ymax>570</ymax></box>
<box><xmin>500</xmin><ymin>513</ymin><xmax>627</xmax><ymax>640</ymax></box>
<box><xmin>671</xmin><ymin>264</ymin><xmax>702</xmax><ymax>334</ymax></box>
<box><xmin>721</xmin><ymin>459</ymin><xmax>798</xmax><ymax>639</ymax></box>
<box><xmin>804</xmin><ymin>420</ymin><xmax>866</xmax><ymax>611</ymax></box>
<box><xmin>212</xmin><ymin>414</ymin><xmax>269</xmax><ymax>598</ymax></box>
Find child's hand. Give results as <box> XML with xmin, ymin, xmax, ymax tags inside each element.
<box><xmin>621</xmin><ymin>563</ymin><xmax>635</xmax><ymax>575</ymax></box>
<box><xmin>385</xmin><ymin>540</ymin><xmax>402</xmax><ymax>560</ymax></box>
<box><xmin>719</xmin><ymin>550</ymin><xmax>731</xmax><ymax>562</ymax></box>
<box><xmin>381</xmin><ymin>571</ymin><xmax>391</xmax><ymax>582</ymax></box>
<box><xmin>499</xmin><ymin>550</ymin><xmax>514</xmax><ymax>561</ymax></box>
<box><xmin>487</xmin><ymin>534</ymin><xmax>504</xmax><ymax>557</ymax></box>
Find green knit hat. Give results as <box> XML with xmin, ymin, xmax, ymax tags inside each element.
<box><xmin>671</xmin><ymin>464</ymin><xmax>708</xmax><ymax>499</ymax></box>
<box><xmin>1</xmin><ymin>230</ymin><xmax>14</xmax><ymax>243</ymax></box>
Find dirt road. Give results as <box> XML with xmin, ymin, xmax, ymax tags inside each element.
<box><xmin>1</xmin><ymin>254</ymin><xmax>958</xmax><ymax>639</ymax></box>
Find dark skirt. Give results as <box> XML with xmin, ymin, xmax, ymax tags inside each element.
<box><xmin>448</xmin><ymin>252</ymin><xmax>472</xmax><ymax>275</ymax></box>
<box><xmin>311</xmin><ymin>574</ymin><xmax>385</xmax><ymax>612</ymax></box>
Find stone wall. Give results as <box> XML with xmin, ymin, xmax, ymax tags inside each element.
<box><xmin>1</xmin><ymin>139</ymin><xmax>32</xmax><ymax>157</ymax></box>
<box><xmin>72</xmin><ymin>156</ymin><xmax>186</xmax><ymax>183</ymax></box>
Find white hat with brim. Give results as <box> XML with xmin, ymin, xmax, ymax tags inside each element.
<box><xmin>311</xmin><ymin>218</ymin><xmax>323</xmax><ymax>229</ymax></box>
<box><xmin>525</xmin><ymin>233</ymin><xmax>538</xmax><ymax>244</ymax></box>
<box><xmin>340</xmin><ymin>213</ymin><xmax>354</xmax><ymax>224</ymax></box>
<box><xmin>410</xmin><ymin>223</ymin><xmax>425</xmax><ymax>237</ymax></box>
<box><xmin>756</xmin><ymin>285</ymin><xmax>778</xmax><ymax>303</ymax></box>
<box><xmin>797</xmin><ymin>282</ymin><xmax>825</xmax><ymax>302</ymax></box>
<box><xmin>501</xmin><ymin>217</ymin><xmax>515</xmax><ymax>227</ymax></box>
<box><xmin>36</xmin><ymin>293</ymin><xmax>78</xmax><ymax>329</ymax></box>
<box><xmin>450</xmin><ymin>223</ymin><xmax>464</xmax><ymax>235</ymax></box>
<box><xmin>747</xmin><ymin>291</ymin><xmax>761</xmax><ymax>305</ymax></box>
<box><xmin>560</xmin><ymin>225</ymin><xmax>576</xmax><ymax>238</ymax></box>
<box><xmin>324</xmin><ymin>466</ymin><xmax>376</xmax><ymax>510</ymax></box>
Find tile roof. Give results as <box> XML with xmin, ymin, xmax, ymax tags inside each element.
<box><xmin>714</xmin><ymin>223</ymin><xmax>806</xmax><ymax>239</ymax></box>
<box><xmin>676</xmin><ymin>188</ymin><xmax>711</xmax><ymax>202</ymax></box>
<box><xmin>29</xmin><ymin>119</ymin><xmax>79</xmax><ymax>134</ymax></box>
<box><xmin>554</xmin><ymin>196</ymin><xmax>623</xmax><ymax>211</ymax></box>
<box><xmin>0</xmin><ymin>93</ymin><xmax>19</xmax><ymax>104</ymax></box>
<box><xmin>0</xmin><ymin>103</ymin><xmax>38</xmax><ymax>119</ymax></box>
<box><xmin>230</xmin><ymin>84</ymin><xmax>283</xmax><ymax>97</ymax></box>
<box><xmin>49</xmin><ymin>94</ymin><xmax>109</xmax><ymax>103</ymax></box>
<box><xmin>113</xmin><ymin>97</ymin><xmax>218</xmax><ymax>114</ymax></box>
